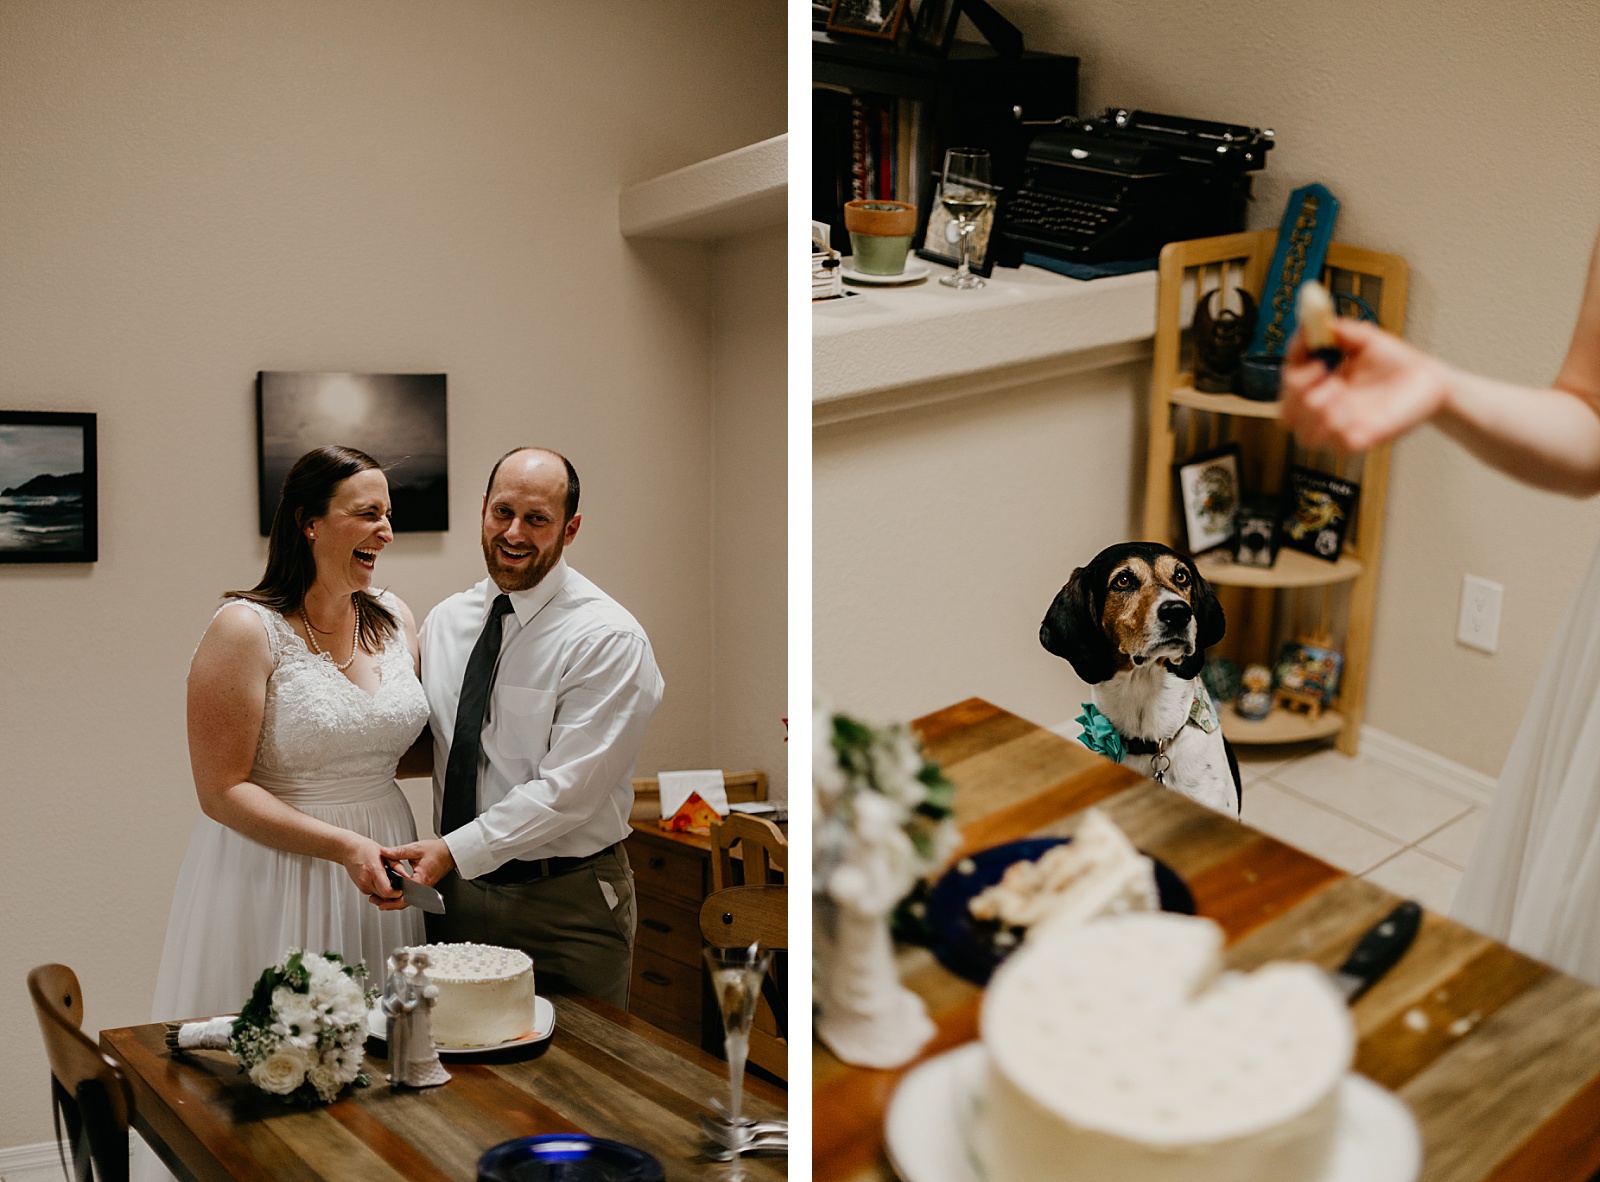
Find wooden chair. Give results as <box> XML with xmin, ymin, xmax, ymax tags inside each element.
<box><xmin>27</xmin><ymin>964</ymin><xmax>134</xmax><ymax>1182</ymax></box>
<box><xmin>704</xmin><ymin>814</ymin><xmax>788</xmax><ymax>1081</ymax></box>
<box><xmin>699</xmin><ymin>884</ymin><xmax>787</xmax><ymax>1082</ymax></box>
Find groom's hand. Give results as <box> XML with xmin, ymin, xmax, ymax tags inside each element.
<box><xmin>382</xmin><ymin>839</ymin><xmax>455</xmax><ymax>888</ymax></box>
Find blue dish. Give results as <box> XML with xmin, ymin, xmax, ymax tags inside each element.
<box><xmin>924</xmin><ymin>837</ymin><xmax>1196</xmax><ymax>984</ymax></box>
<box><xmin>477</xmin><ymin>1135</ymin><xmax>664</xmax><ymax>1182</ymax></box>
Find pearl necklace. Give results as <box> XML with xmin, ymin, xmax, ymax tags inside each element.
<box><xmin>301</xmin><ymin>597</ymin><xmax>361</xmax><ymax>671</ymax></box>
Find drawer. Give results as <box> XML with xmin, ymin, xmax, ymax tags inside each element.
<box><xmin>629</xmin><ymin>944</ymin><xmax>702</xmax><ymax>1043</ymax></box>
<box><xmin>627</xmin><ymin>834</ymin><xmax>706</xmax><ymax>906</ymax></box>
<box><xmin>635</xmin><ymin>893</ymin><xmax>703</xmax><ymax>967</ymax></box>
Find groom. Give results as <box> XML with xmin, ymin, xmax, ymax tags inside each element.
<box><xmin>384</xmin><ymin>447</ymin><xmax>664</xmax><ymax>1007</ymax></box>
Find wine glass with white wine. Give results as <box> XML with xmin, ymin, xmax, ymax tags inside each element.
<box><xmin>937</xmin><ymin>147</ymin><xmax>995</xmax><ymax>290</ymax></box>
<box><xmin>703</xmin><ymin>943</ymin><xmax>774</xmax><ymax>1170</ymax></box>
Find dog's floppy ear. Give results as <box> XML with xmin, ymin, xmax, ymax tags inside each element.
<box><xmin>1040</xmin><ymin>566</ymin><xmax>1120</xmax><ymax>684</ymax></box>
<box><xmin>1168</xmin><ymin>560</ymin><xmax>1226</xmax><ymax>679</ymax></box>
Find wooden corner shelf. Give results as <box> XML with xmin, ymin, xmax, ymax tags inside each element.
<box><xmin>1195</xmin><ymin>548</ymin><xmax>1364</xmax><ymax>589</ymax></box>
<box><xmin>1141</xmin><ymin>230</ymin><xmax>1409</xmax><ymax>756</ymax></box>
<box><xmin>1221</xmin><ymin>702</ymin><xmax>1346</xmax><ymax>744</ymax></box>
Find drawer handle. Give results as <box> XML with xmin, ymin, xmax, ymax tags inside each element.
<box><xmin>641</xmin><ymin>971</ymin><xmax>671</xmax><ymax>987</ymax></box>
<box><xmin>648</xmin><ymin>856</ymin><xmax>666</xmax><ymax>869</ymax></box>
<box><xmin>641</xmin><ymin>919</ymin><xmax>671</xmax><ymax>934</ymax></box>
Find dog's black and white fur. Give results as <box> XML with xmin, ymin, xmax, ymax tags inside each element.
<box><xmin>1040</xmin><ymin>542</ymin><xmax>1242</xmax><ymax>818</ymax></box>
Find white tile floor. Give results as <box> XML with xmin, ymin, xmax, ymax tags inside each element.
<box><xmin>1237</xmin><ymin>744</ymin><xmax>1483</xmax><ymax>915</ymax></box>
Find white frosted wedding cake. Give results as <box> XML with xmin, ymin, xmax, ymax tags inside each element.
<box><xmin>977</xmin><ymin>912</ymin><xmax>1352</xmax><ymax>1182</ymax></box>
<box><xmin>410</xmin><ymin>943</ymin><xmax>535</xmax><ymax>1047</ymax></box>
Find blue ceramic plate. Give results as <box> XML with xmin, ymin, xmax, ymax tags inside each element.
<box><xmin>924</xmin><ymin>837</ymin><xmax>1195</xmax><ymax>985</ymax></box>
<box><xmin>476</xmin><ymin>1135</ymin><xmax>664</xmax><ymax>1182</ymax></box>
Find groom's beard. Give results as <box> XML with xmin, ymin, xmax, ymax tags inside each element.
<box><xmin>483</xmin><ymin>533</ymin><xmax>563</xmax><ymax>593</ymax></box>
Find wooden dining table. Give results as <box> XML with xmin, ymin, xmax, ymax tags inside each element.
<box><xmin>813</xmin><ymin>698</ymin><xmax>1600</xmax><ymax>1182</ymax></box>
<box><xmin>102</xmin><ymin>991</ymin><xmax>787</xmax><ymax>1181</ymax></box>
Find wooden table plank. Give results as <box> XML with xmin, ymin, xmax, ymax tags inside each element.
<box><xmin>817</xmin><ymin>698</ymin><xmax>1600</xmax><ymax>1182</ymax></box>
<box><xmin>106</xmin><ymin>988</ymin><xmax>787</xmax><ymax>1182</ymax></box>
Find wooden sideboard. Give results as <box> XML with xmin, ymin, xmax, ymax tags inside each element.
<box><xmin>623</xmin><ymin>771</ymin><xmax>771</xmax><ymax>1049</ymax></box>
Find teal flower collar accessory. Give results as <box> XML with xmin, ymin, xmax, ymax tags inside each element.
<box><xmin>1076</xmin><ymin>686</ymin><xmax>1220</xmax><ymax>783</ymax></box>
<box><xmin>1075</xmin><ymin>703</ymin><xmax>1127</xmax><ymax>763</ymax></box>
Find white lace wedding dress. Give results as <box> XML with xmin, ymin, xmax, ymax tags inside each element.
<box><xmin>150</xmin><ymin>595</ymin><xmax>430</xmax><ymax>1021</ymax></box>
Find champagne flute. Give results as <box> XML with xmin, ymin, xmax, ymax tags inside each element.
<box><xmin>703</xmin><ymin>943</ymin><xmax>774</xmax><ymax>1164</ymax></box>
<box><xmin>937</xmin><ymin>148</ymin><xmax>995</xmax><ymax>290</ymax></box>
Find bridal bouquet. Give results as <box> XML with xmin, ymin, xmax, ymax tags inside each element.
<box><xmin>165</xmin><ymin>949</ymin><xmax>375</xmax><ymax>1104</ymax></box>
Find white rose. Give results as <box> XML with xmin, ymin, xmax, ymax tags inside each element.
<box><xmin>249</xmin><ymin>1046</ymin><xmax>310</xmax><ymax>1095</ymax></box>
<box><xmin>307</xmin><ymin>1058</ymin><xmax>346</xmax><ymax>1103</ymax></box>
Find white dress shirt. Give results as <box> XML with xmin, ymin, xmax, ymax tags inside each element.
<box><xmin>419</xmin><ymin>560</ymin><xmax>664</xmax><ymax>880</ymax></box>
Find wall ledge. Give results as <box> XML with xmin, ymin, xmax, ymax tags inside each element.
<box><xmin>619</xmin><ymin>135</ymin><xmax>786</xmax><ymax>241</ymax></box>
<box><xmin>813</xmin><ymin>263</ymin><xmax>1158</xmax><ymax>416</ymax></box>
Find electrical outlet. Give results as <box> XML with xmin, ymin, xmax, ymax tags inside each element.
<box><xmin>1457</xmin><ymin>575</ymin><xmax>1503</xmax><ymax>653</ymax></box>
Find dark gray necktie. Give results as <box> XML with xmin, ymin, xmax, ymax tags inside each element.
<box><xmin>441</xmin><ymin>593</ymin><xmax>515</xmax><ymax>836</ymax></box>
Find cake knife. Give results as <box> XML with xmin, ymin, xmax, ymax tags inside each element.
<box><xmin>1328</xmin><ymin>900</ymin><xmax>1422</xmax><ymax>1003</ymax></box>
<box><xmin>387</xmin><ymin>866</ymin><xmax>447</xmax><ymax>914</ymax></box>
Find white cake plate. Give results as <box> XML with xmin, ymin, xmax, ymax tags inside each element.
<box><xmin>884</xmin><ymin>1043</ymin><xmax>1420</xmax><ymax>1182</ymax></box>
<box><xmin>366</xmin><ymin>994</ymin><xmax>555</xmax><ymax>1055</ymax></box>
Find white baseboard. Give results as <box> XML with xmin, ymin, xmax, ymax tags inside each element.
<box><xmin>1358</xmin><ymin>726</ymin><xmax>1496</xmax><ymax>808</ymax></box>
<box><xmin>0</xmin><ymin>1141</ymin><xmax>62</xmax><ymax>1175</ymax></box>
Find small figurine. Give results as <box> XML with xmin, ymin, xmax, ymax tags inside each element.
<box><xmin>1192</xmin><ymin>288</ymin><xmax>1257</xmax><ymax>393</ymax></box>
<box><xmin>381</xmin><ymin>948</ymin><xmax>450</xmax><ymax>1088</ymax></box>
<box><xmin>1237</xmin><ymin>664</ymin><xmax>1275</xmax><ymax>721</ymax></box>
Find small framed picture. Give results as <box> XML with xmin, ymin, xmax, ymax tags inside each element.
<box><xmin>1174</xmin><ymin>443</ymin><xmax>1241</xmax><ymax>554</ymax></box>
<box><xmin>1274</xmin><ymin>641</ymin><xmax>1343</xmax><ymax>705</ymax></box>
<box><xmin>1281</xmin><ymin>466</ymin><xmax>1359</xmax><ymax>562</ymax></box>
<box><xmin>1232</xmin><ymin>494</ymin><xmax>1280</xmax><ymax>568</ymax></box>
<box><xmin>916</xmin><ymin>172</ymin><xmax>1000</xmax><ymax>277</ymax></box>
<box><xmin>826</xmin><ymin>0</ymin><xmax>910</xmax><ymax>40</ymax></box>
<box><xmin>908</xmin><ymin>0</ymin><xmax>961</xmax><ymax>54</ymax></box>
<box><xmin>0</xmin><ymin>410</ymin><xmax>97</xmax><ymax>564</ymax></box>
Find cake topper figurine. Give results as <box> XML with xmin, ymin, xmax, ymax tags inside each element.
<box><xmin>381</xmin><ymin>948</ymin><xmax>450</xmax><ymax>1088</ymax></box>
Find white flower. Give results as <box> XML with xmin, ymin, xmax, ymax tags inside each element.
<box><xmin>249</xmin><ymin>1045</ymin><xmax>311</xmax><ymax>1095</ymax></box>
<box><xmin>307</xmin><ymin>1057</ymin><xmax>348</xmax><ymax>1103</ymax></box>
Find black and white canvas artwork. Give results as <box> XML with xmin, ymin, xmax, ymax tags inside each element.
<box><xmin>256</xmin><ymin>372</ymin><xmax>448</xmax><ymax>535</ymax></box>
<box><xmin>0</xmin><ymin>411</ymin><xmax>97</xmax><ymax>564</ymax></box>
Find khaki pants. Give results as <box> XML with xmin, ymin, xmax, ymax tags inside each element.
<box><xmin>426</xmin><ymin>846</ymin><xmax>636</xmax><ymax>1008</ymax></box>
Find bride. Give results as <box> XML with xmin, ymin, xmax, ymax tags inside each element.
<box><xmin>150</xmin><ymin>445</ymin><xmax>429</xmax><ymax>1021</ymax></box>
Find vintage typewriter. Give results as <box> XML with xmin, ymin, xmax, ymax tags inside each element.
<box><xmin>1000</xmin><ymin>108</ymin><xmax>1273</xmax><ymax>266</ymax></box>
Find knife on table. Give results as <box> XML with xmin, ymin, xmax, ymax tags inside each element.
<box><xmin>1328</xmin><ymin>900</ymin><xmax>1422</xmax><ymax>1003</ymax></box>
<box><xmin>386</xmin><ymin>866</ymin><xmax>447</xmax><ymax>914</ymax></box>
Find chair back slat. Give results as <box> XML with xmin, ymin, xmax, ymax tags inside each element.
<box><xmin>710</xmin><ymin>813</ymin><xmax>787</xmax><ymax>891</ymax></box>
<box><xmin>27</xmin><ymin>964</ymin><xmax>132</xmax><ymax>1182</ymax></box>
<box><xmin>699</xmin><ymin>884</ymin><xmax>787</xmax><ymax>949</ymax></box>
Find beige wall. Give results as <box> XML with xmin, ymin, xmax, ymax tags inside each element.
<box><xmin>712</xmin><ymin>224</ymin><xmax>789</xmax><ymax>800</ymax></box>
<box><xmin>0</xmin><ymin>0</ymin><xmax>783</xmax><ymax>1148</ymax></box>
<box><xmin>1007</xmin><ymin>0</ymin><xmax>1600</xmax><ymax>773</ymax></box>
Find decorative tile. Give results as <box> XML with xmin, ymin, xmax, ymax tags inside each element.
<box><xmin>1361</xmin><ymin>848</ymin><xmax>1464</xmax><ymax>915</ymax></box>
<box><xmin>1243</xmin><ymin>780</ymin><xmax>1403</xmax><ymax>875</ymax></box>
<box><xmin>1272</xmin><ymin>749</ymin><xmax>1472</xmax><ymax>844</ymax></box>
<box><xmin>1417</xmin><ymin>809</ymin><xmax>1486</xmax><ymax>871</ymax></box>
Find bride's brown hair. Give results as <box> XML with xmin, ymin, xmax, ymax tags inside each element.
<box><xmin>227</xmin><ymin>445</ymin><xmax>398</xmax><ymax>651</ymax></box>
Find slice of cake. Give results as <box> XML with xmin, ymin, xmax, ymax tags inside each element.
<box><xmin>410</xmin><ymin>943</ymin><xmax>535</xmax><ymax>1048</ymax></box>
<box><xmin>977</xmin><ymin>912</ymin><xmax>1352</xmax><ymax>1182</ymax></box>
<box><xmin>968</xmin><ymin>808</ymin><xmax>1158</xmax><ymax>933</ymax></box>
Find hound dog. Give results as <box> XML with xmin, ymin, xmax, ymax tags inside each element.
<box><xmin>1040</xmin><ymin>542</ymin><xmax>1242</xmax><ymax>818</ymax></box>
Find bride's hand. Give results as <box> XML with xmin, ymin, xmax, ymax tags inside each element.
<box><xmin>342</xmin><ymin>835</ymin><xmax>402</xmax><ymax>902</ymax></box>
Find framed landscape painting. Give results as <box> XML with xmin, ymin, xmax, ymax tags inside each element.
<box><xmin>256</xmin><ymin>372</ymin><xmax>448</xmax><ymax>535</ymax></box>
<box><xmin>0</xmin><ymin>411</ymin><xmax>97</xmax><ymax>564</ymax></box>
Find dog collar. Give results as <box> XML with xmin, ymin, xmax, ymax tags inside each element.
<box><xmin>1076</xmin><ymin>687</ymin><xmax>1220</xmax><ymax>784</ymax></box>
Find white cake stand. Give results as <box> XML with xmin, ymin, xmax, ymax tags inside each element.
<box><xmin>884</xmin><ymin>1043</ymin><xmax>1421</xmax><ymax>1182</ymax></box>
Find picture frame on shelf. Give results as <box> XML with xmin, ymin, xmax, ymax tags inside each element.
<box><xmin>826</xmin><ymin>0</ymin><xmax>910</xmax><ymax>40</ymax></box>
<box><xmin>1232</xmin><ymin>494</ymin><xmax>1280</xmax><ymax>568</ymax></box>
<box><xmin>916</xmin><ymin>172</ymin><xmax>1000</xmax><ymax>277</ymax></box>
<box><xmin>1281</xmin><ymin>466</ymin><xmax>1359</xmax><ymax>563</ymax></box>
<box><xmin>907</xmin><ymin>0</ymin><xmax>961</xmax><ymax>54</ymax></box>
<box><xmin>256</xmin><ymin>371</ymin><xmax>449</xmax><ymax>536</ymax></box>
<box><xmin>1174</xmin><ymin>443</ymin><xmax>1241</xmax><ymax>555</ymax></box>
<box><xmin>0</xmin><ymin>410</ymin><xmax>97</xmax><ymax>564</ymax></box>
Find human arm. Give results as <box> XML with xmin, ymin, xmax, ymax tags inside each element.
<box><xmin>389</xmin><ymin>594</ymin><xmax>434</xmax><ymax>779</ymax></box>
<box><xmin>1279</xmin><ymin>228</ymin><xmax>1600</xmax><ymax>496</ymax></box>
<box><xmin>188</xmin><ymin>603</ymin><xmax>401</xmax><ymax>901</ymax></box>
<box><xmin>384</xmin><ymin>630</ymin><xmax>662</xmax><ymax>884</ymax></box>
